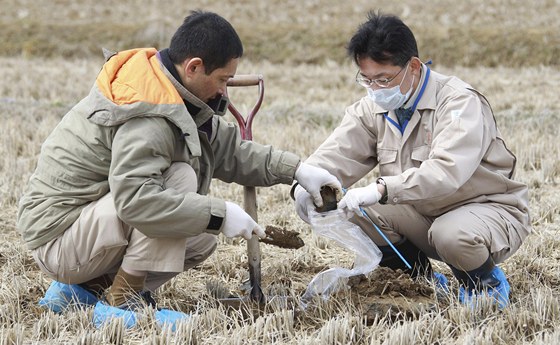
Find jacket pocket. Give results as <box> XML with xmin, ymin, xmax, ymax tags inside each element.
<box><xmin>377</xmin><ymin>148</ymin><xmax>398</xmax><ymax>175</ymax></box>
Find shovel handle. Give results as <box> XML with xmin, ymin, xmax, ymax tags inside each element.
<box><xmin>226</xmin><ymin>75</ymin><xmax>264</xmax><ymax>141</ymax></box>
<box><xmin>227</xmin><ymin>74</ymin><xmax>263</xmax><ymax>87</ymax></box>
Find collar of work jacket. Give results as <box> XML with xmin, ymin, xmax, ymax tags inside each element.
<box><xmin>84</xmin><ymin>48</ymin><xmax>217</xmax><ymax>157</ymax></box>
<box><xmin>371</xmin><ymin>63</ymin><xmax>437</xmax><ymax>140</ymax></box>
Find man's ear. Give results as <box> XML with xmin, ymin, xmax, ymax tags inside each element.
<box><xmin>184</xmin><ymin>57</ymin><xmax>204</xmax><ymax>78</ymax></box>
<box><xmin>410</xmin><ymin>57</ymin><xmax>422</xmax><ymax>76</ymax></box>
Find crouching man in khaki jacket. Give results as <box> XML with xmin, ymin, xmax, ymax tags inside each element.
<box><xmin>293</xmin><ymin>12</ymin><xmax>531</xmax><ymax>309</ymax></box>
<box><xmin>17</xmin><ymin>11</ymin><xmax>340</xmax><ymax>328</ymax></box>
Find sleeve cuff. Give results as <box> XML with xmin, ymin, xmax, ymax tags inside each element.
<box><xmin>276</xmin><ymin>152</ymin><xmax>301</xmax><ymax>183</ymax></box>
<box><xmin>205</xmin><ymin>197</ymin><xmax>226</xmax><ymax>235</ymax></box>
<box><xmin>378</xmin><ymin>175</ymin><xmax>405</xmax><ymax>204</ymax></box>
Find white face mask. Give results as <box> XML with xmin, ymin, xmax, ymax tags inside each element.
<box><xmin>367</xmin><ymin>65</ymin><xmax>414</xmax><ymax>110</ymax></box>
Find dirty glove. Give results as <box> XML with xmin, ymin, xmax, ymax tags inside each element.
<box><xmin>294</xmin><ymin>162</ymin><xmax>342</xmax><ymax>208</ymax></box>
<box><xmin>338</xmin><ymin>183</ymin><xmax>382</xmax><ymax>218</ymax></box>
<box><xmin>294</xmin><ymin>184</ymin><xmax>314</xmax><ymax>224</ymax></box>
<box><xmin>223</xmin><ymin>202</ymin><xmax>266</xmax><ymax>240</ymax></box>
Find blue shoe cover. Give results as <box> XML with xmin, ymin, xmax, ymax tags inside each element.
<box><xmin>155</xmin><ymin>309</ymin><xmax>190</xmax><ymax>331</ymax></box>
<box><xmin>459</xmin><ymin>266</ymin><xmax>510</xmax><ymax>309</ymax></box>
<box><xmin>39</xmin><ymin>281</ymin><xmax>98</xmax><ymax>313</ymax></box>
<box><xmin>93</xmin><ymin>301</ymin><xmax>137</xmax><ymax>329</ymax></box>
<box><xmin>433</xmin><ymin>272</ymin><xmax>449</xmax><ymax>293</ymax></box>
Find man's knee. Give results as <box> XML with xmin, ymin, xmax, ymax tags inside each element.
<box><xmin>429</xmin><ymin>218</ymin><xmax>461</xmax><ymax>250</ymax></box>
<box><xmin>184</xmin><ymin>233</ymin><xmax>217</xmax><ymax>269</ymax></box>
<box><xmin>429</xmin><ymin>218</ymin><xmax>490</xmax><ymax>270</ymax></box>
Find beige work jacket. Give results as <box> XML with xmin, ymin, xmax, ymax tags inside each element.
<box><xmin>306</xmin><ymin>64</ymin><xmax>530</xmax><ymax>230</ymax></box>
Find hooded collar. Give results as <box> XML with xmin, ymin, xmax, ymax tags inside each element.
<box><xmin>89</xmin><ymin>48</ymin><xmax>206</xmax><ymax>156</ymax></box>
<box><xmin>157</xmin><ymin>49</ymin><xmax>216</xmax><ymax>128</ymax></box>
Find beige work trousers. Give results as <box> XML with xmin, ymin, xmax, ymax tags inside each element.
<box><xmin>32</xmin><ymin>162</ymin><xmax>217</xmax><ymax>291</ymax></box>
<box><xmin>351</xmin><ymin>202</ymin><xmax>529</xmax><ymax>271</ymax></box>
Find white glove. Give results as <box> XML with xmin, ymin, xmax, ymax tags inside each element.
<box><xmin>338</xmin><ymin>183</ymin><xmax>382</xmax><ymax>218</ymax></box>
<box><xmin>222</xmin><ymin>202</ymin><xmax>266</xmax><ymax>240</ymax></box>
<box><xmin>294</xmin><ymin>184</ymin><xmax>314</xmax><ymax>224</ymax></box>
<box><xmin>294</xmin><ymin>163</ymin><xmax>342</xmax><ymax>207</ymax></box>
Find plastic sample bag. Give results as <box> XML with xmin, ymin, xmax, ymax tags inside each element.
<box><xmin>301</xmin><ymin>208</ymin><xmax>382</xmax><ymax>306</ymax></box>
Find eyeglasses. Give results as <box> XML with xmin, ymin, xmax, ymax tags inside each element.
<box><xmin>355</xmin><ymin>62</ymin><xmax>408</xmax><ymax>89</ymax></box>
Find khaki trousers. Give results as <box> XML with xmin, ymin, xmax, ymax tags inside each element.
<box><xmin>351</xmin><ymin>202</ymin><xmax>529</xmax><ymax>271</ymax></box>
<box><xmin>32</xmin><ymin>163</ymin><xmax>217</xmax><ymax>291</ymax></box>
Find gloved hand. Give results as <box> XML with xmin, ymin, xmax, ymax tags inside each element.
<box><xmin>338</xmin><ymin>183</ymin><xmax>382</xmax><ymax>218</ymax></box>
<box><xmin>222</xmin><ymin>202</ymin><xmax>266</xmax><ymax>240</ymax></box>
<box><xmin>294</xmin><ymin>162</ymin><xmax>342</xmax><ymax>208</ymax></box>
<box><xmin>294</xmin><ymin>184</ymin><xmax>314</xmax><ymax>224</ymax></box>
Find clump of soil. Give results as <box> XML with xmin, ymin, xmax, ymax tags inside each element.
<box><xmin>345</xmin><ymin>267</ymin><xmax>438</xmax><ymax>323</ymax></box>
<box><xmin>314</xmin><ymin>186</ymin><xmax>339</xmax><ymax>213</ymax></box>
<box><xmin>260</xmin><ymin>225</ymin><xmax>305</xmax><ymax>249</ymax></box>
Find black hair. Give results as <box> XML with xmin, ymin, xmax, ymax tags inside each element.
<box><xmin>168</xmin><ymin>11</ymin><xmax>243</xmax><ymax>74</ymax></box>
<box><xmin>347</xmin><ymin>11</ymin><xmax>418</xmax><ymax>67</ymax></box>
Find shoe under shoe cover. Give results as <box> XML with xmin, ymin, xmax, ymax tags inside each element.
<box><xmin>39</xmin><ymin>281</ymin><xmax>99</xmax><ymax>313</ymax></box>
<box><xmin>459</xmin><ymin>266</ymin><xmax>510</xmax><ymax>309</ymax></box>
<box><xmin>93</xmin><ymin>300</ymin><xmax>190</xmax><ymax>330</ymax></box>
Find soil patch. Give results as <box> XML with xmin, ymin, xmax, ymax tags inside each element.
<box><xmin>346</xmin><ymin>267</ymin><xmax>438</xmax><ymax>323</ymax></box>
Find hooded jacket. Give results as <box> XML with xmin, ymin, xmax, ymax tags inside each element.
<box><xmin>17</xmin><ymin>48</ymin><xmax>299</xmax><ymax>250</ymax></box>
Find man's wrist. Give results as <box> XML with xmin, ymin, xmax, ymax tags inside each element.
<box><xmin>376</xmin><ymin>177</ymin><xmax>388</xmax><ymax>204</ymax></box>
<box><xmin>290</xmin><ymin>182</ymin><xmax>299</xmax><ymax>200</ymax></box>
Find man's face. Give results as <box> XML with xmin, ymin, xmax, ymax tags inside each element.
<box><xmin>357</xmin><ymin>57</ymin><xmax>411</xmax><ymax>92</ymax></box>
<box><xmin>358</xmin><ymin>56</ymin><xmax>425</xmax><ymax>102</ymax></box>
<box><xmin>184</xmin><ymin>58</ymin><xmax>239</xmax><ymax>103</ymax></box>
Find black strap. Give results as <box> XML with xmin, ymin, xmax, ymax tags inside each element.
<box><xmin>207</xmin><ymin>214</ymin><xmax>224</xmax><ymax>231</ymax></box>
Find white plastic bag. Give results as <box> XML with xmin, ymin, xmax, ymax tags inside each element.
<box><xmin>301</xmin><ymin>208</ymin><xmax>382</xmax><ymax>306</ymax></box>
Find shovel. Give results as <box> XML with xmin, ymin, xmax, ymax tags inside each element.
<box><xmin>225</xmin><ymin>74</ymin><xmax>266</xmax><ymax>304</ymax></box>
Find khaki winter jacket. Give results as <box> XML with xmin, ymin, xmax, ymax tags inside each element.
<box><xmin>17</xmin><ymin>48</ymin><xmax>299</xmax><ymax>250</ymax></box>
<box><xmin>306</xmin><ymin>64</ymin><xmax>531</xmax><ymax>230</ymax></box>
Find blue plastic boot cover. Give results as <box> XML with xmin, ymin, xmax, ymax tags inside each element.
<box><xmin>155</xmin><ymin>309</ymin><xmax>191</xmax><ymax>331</ymax></box>
<box><xmin>93</xmin><ymin>301</ymin><xmax>137</xmax><ymax>329</ymax></box>
<box><xmin>433</xmin><ymin>272</ymin><xmax>449</xmax><ymax>293</ymax></box>
<box><xmin>459</xmin><ymin>266</ymin><xmax>510</xmax><ymax>309</ymax></box>
<box><xmin>39</xmin><ymin>281</ymin><xmax>99</xmax><ymax>313</ymax></box>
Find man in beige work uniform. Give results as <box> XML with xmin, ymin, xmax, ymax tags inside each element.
<box><xmin>17</xmin><ymin>11</ymin><xmax>340</xmax><ymax>329</ymax></box>
<box><xmin>294</xmin><ymin>12</ymin><xmax>530</xmax><ymax>308</ymax></box>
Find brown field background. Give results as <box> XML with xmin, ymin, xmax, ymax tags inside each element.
<box><xmin>1</xmin><ymin>0</ymin><xmax>559</xmax><ymax>344</ymax></box>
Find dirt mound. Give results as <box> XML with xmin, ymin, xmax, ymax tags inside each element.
<box><xmin>346</xmin><ymin>267</ymin><xmax>438</xmax><ymax>323</ymax></box>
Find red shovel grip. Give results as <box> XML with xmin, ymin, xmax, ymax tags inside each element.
<box><xmin>226</xmin><ymin>74</ymin><xmax>264</xmax><ymax>141</ymax></box>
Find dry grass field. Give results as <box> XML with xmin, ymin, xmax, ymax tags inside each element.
<box><xmin>1</xmin><ymin>0</ymin><xmax>559</xmax><ymax>344</ymax></box>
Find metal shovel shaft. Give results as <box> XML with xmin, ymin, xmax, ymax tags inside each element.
<box><xmin>244</xmin><ymin>186</ymin><xmax>263</xmax><ymax>302</ymax></box>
